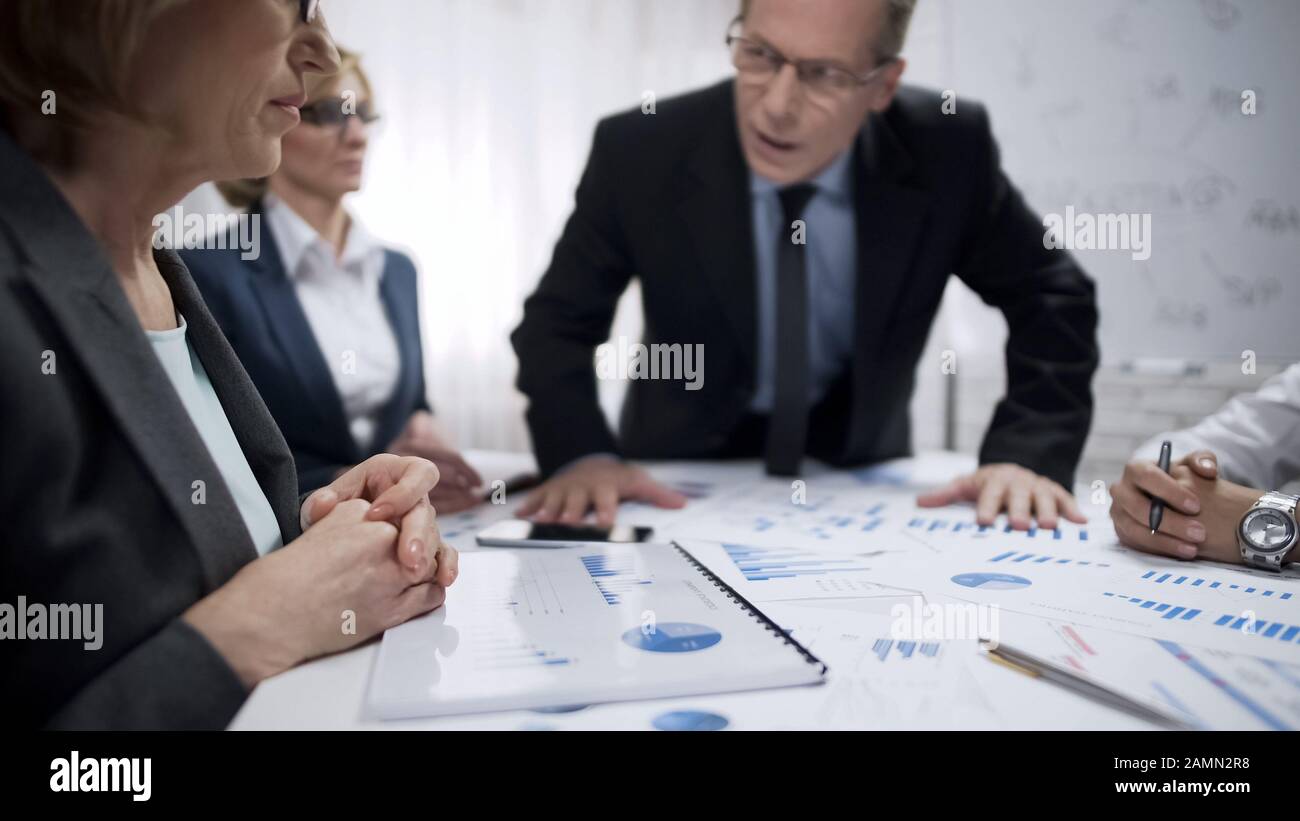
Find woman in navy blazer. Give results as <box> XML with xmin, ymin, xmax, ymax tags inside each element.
<box><xmin>184</xmin><ymin>48</ymin><xmax>481</xmax><ymax>510</ymax></box>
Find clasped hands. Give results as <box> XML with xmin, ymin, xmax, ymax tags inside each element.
<box><xmin>184</xmin><ymin>454</ymin><xmax>459</xmax><ymax>688</ymax></box>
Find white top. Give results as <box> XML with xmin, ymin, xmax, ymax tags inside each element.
<box><xmin>264</xmin><ymin>193</ymin><xmax>401</xmax><ymax>450</ymax></box>
<box><xmin>147</xmin><ymin>315</ymin><xmax>283</xmax><ymax>556</ymax></box>
<box><xmin>1135</xmin><ymin>363</ymin><xmax>1300</xmax><ymax>491</ymax></box>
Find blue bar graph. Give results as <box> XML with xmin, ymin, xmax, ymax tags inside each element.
<box><xmin>908</xmin><ymin>517</ymin><xmax>1088</xmax><ymax>541</ymax></box>
<box><xmin>871</xmin><ymin>639</ymin><xmax>941</xmax><ymax>662</ymax></box>
<box><xmin>471</xmin><ymin>632</ymin><xmax>574</xmax><ymax>671</ymax></box>
<box><xmin>1106</xmin><ymin>592</ymin><xmax>1300</xmax><ymax>645</ymax></box>
<box><xmin>722</xmin><ymin>543</ymin><xmax>873</xmax><ymax>581</ymax></box>
<box><xmin>990</xmin><ymin>551</ymin><xmax>1110</xmax><ymax>568</ymax></box>
<box><xmin>739</xmin><ymin>501</ymin><xmax>891</xmax><ymax>540</ymax></box>
<box><xmin>1140</xmin><ymin>570</ymin><xmax>1294</xmax><ymax>599</ymax></box>
<box><xmin>580</xmin><ymin>554</ymin><xmax>653</xmax><ymax>606</ymax></box>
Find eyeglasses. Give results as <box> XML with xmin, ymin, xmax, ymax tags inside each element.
<box><xmin>725</xmin><ymin>20</ymin><xmax>895</xmax><ymax>105</ymax></box>
<box><xmin>298</xmin><ymin>97</ymin><xmax>380</xmax><ymax>139</ymax></box>
<box><xmin>299</xmin><ymin>0</ymin><xmax>321</xmax><ymax>24</ymax></box>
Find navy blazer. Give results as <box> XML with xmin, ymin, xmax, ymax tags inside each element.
<box><xmin>182</xmin><ymin>205</ymin><xmax>430</xmax><ymax>495</ymax></box>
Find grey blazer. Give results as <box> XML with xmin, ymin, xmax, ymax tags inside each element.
<box><xmin>0</xmin><ymin>128</ymin><xmax>303</xmax><ymax>729</ymax></box>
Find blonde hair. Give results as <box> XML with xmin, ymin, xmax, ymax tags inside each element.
<box><xmin>218</xmin><ymin>47</ymin><xmax>374</xmax><ymax>210</ymax></box>
<box><xmin>738</xmin><ymin>0</ymin><xmax>918</xmax><ymax>61</ymax></box>
<box><xmin>0</xmin><ymin>0</ymin><xmax>181</xmax><ymax>129</ymax></box>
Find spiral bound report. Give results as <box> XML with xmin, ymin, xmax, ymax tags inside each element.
<box><xmin>672</xmin><ymin>540</ymin><xmax>829</xmax><ymax>675</ymax></box>
<box><xmin>370</xmin><ymin>542</ymin><xmax>828</xmax><ymax>719</ymax></box>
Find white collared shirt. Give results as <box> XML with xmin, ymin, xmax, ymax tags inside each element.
<box><xmin>264</xmin><ymin>194</ymin><xmax>401</xmax><ymax>450</ymax></box>
<box><xmin>1135</xmin><ymin>363</ymin><xmax>1300</xmax><ymax>492</ymax></box>
<box><xmin>748</xmin><ymin>148</ymin><xmax>858</xmax><ymax>412</ymax></box>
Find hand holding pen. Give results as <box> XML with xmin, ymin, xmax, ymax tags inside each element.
<box><xmin>1107</xmin><ymin>443</ymin><xmax>1220</xmax><ymax>560</ymax></box>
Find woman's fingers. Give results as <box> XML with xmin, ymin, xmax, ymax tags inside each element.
<box><xmin>1110</xmin><ymin>481</ymin><xmax>1205</xmax><ymax>544</ymax></box>
<box><xmin>438</xmin><ymin>452</ymin><xmax>482</xmax><ymax>489</ymax></box>
<box><xmin>392</xmin><ymin>582</ymin><xmax>447</xmax><ymax>628</ymax></box>
<box><xmin>1183</xmin><ymin>449</ymin><xmax>1219</xmax><ymax>480</ymax></box>
<box><xmin>434</xmin><ymin>543</ymin><xmax>459</xmax><ymax>587</ymax></box>
<box><xmin>427</xmin><ymin>488</ymin><xmax>480</xmax><ymax>515</ymax></box>
<box><xmin>392</xmin><ymin>496</ymin><xmax>439</xmax><ymax>581</ymax></box>
<box><xmin>1123</xmin><ymin>460</ymin><xmax>1201</xmax><ymax>515</ymax></box>
<box><xmin>367</xmin><ymin>458</ymin><xmax>440</xmax><ymax>523</ymax></box>
<box><xmin>1111</xmin><ymin>507</ymin><xmax>1199</xmax><ymax>560</ymax></box>
<box><xmin>300</xmin><ymin>487</ymin><xmax>339</xmax><ymax>529</ymax></box>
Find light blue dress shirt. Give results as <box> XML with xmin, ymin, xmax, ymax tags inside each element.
<box><xmin>147</xmin><ymin>315</ymin><xmax>284</xmax><ymax>556</ymax></box>
<box><xmin>748</xmin><ymin>148</ymin><xmax>858</xmax><ymax>413</ymax></box>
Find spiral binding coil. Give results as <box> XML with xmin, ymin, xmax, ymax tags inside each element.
<box><xmin>671</xmin><ymin>541</ymin><xmax>828</xmax><ymax>675</ymax></box>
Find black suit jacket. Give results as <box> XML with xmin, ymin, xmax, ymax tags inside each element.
<box><xmin>512</xmin><ymin>81</ymin><xmax>1098</xmax><ymax>486</ymax></box>
<box><xmin>0</xmin><ymin>130</ymin><xmax>303</xmax><ymax>729</ymax></box>
<box><xmin>182</xmin><ymin>209</ymin><xmax>430</xmax><ymax>495</ymax></box>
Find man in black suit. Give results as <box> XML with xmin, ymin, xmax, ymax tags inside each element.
<box><xmin>512</xmin><ymin>0</ymin><xmax>1099</xmax><ymax>530</ymax></box>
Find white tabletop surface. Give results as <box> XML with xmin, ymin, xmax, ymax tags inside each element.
<box><xmin>229</xmin><ymin>450</ymin><xmax>1154</xmax><ymax>731</ymax></box>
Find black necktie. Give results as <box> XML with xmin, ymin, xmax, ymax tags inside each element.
<box><xmin>765</xmin><ymin>183</ymin><xmax>817</xmax><ymax>477</ymax></box>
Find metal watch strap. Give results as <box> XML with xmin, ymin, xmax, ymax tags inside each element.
<box><xmin>1241</xmin><ymin>492</ymin><xmax>1299</xmax><ymax>570</ymax></box>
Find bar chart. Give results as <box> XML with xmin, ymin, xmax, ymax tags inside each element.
<box><xmin>721</xmin><ymin>543</ymin><xmax>875</xmax><ymax>582</ymax></box>
<box><xmin>580</xmin><ymin>553</ymin><xmax>654</xmax><ymax>606</ymax></box>
<box><xmin>907</xmin><ymin>517</ymin><xmax>1090</xmax><ymax>542</ymax></box>
<box><xmin>466</xmin><ymin>624</ymin><xmax>575</xmax><ymax>672</ymax></box>
<box><xmin>1104</xmin><ymin>591</ymin><xmax>1300</xmax><ymax>647</ymax></box>
<box><xmin>871</xmin><ymin>639</ymin><xmax>942</xmax><ymax>662</ymax></box>
<box><xmin>989</xmin><ymin>551</ymin><xmax>1111</xmax><ymax>568</ymax></box>
<box><xmin>1138</xmin><ymin>570</ymin><xmax>1295</xmax><ymax>600</ymax></box>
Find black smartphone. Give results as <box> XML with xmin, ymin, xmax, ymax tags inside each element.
<box><xmin>476</xmin><ymin>520</ymin><xmax>654</xmax><ymax>548</ymax></box>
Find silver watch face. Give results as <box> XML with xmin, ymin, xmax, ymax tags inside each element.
<box><xmin>1240</xmin><ymin>508</ymin><xmax>1297</xmax><ymax>554</ymax></box>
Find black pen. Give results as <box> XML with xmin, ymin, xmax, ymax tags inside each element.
<box><xmin>1149</xmin><ymin>440</ymin><xmax>1172</xmax><ymax>534</ymax></box>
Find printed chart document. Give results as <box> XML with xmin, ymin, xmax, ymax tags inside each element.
<box><xmin>368</xmin><ymin>543</ymin><xmax>827</xmax><ymax>719</ymax></box>
<box><xmin>995</xmin><ymin>613</ymin><xmax>1300</xmax><ymax>731</ymax></box>
<box><xmin>876</xmin><ymin>529</ymin><xmax>1300</xmax><ymax>663</ymax></box>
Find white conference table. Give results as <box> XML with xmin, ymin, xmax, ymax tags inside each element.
<box><xmin>231</xmin><ymin>450</ymin><xmax>1154</xmax><ymax>731</ymax></box>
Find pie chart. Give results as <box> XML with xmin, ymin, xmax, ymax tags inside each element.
<box><xmin>622</xmin><ymin>622</ymin><xmax>722</xmax><ymax>653</ymax></box>
<box><xmin>652</xmin><ymin>710</ymin><xmax>730</xmax><ymax>731</ymax></box>
<box><xmin>951</xmin><ymin>572</ymin><xmax>1033</xmax><ymax>590</ymax></box>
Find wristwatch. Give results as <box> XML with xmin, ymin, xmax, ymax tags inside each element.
<box><xmin>1237</xmin><ymin>491</ymin><xmax>1299</xmax><ymax>571</ymax></box>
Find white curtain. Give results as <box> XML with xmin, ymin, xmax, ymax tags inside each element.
<box><xmin>321</xmin><ymin>0</ymin><xmax>738</xmax><ymax>451</ymax></box>
<box><xmin>183</xmin><ymin>0</ymin><xmax>956</xmax><ymax>454</ymax></box>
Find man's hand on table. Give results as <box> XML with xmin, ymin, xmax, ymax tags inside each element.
<box><xmin>516</xmin><ymin>455</ymin><xmax>688</xmax><ymax>527</ymax></box>
<box><xmin>916</xmin><ymin>463</ymin><xmax>1087</xmax><ymax>531</ymax></box>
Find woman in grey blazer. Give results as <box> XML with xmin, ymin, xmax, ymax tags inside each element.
<box><xmin>0</xmin><ymin>0</ymin><xmax>458</xmax><ymax>729</ymax></box>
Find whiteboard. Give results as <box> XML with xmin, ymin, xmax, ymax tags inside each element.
<box><xmin>904</xmin><ymin>0</ymin><xmax>1300</xmax><ymax>362</ymax></box>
